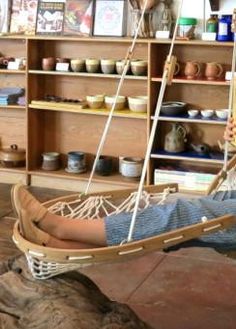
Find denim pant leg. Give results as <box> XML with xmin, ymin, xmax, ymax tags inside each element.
<box><xmin>104</xmin><ymin>191</ymin><xmax>236</xmax><ymax>247</ymax></box>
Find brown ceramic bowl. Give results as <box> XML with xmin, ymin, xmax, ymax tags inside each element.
<box><xmin>105</xmin><ymin>95</ymin><xmax>126</xmax><ymax>110</ymax></box>
<box><xmin>86</xmin><ymin>95</ymin><xmax>104</xmax><ymax>109</ymax></box>
<box><xmin>131</xmin><ymin>60</ymin><xmax>148</xmax><ymax>76</ymax></box>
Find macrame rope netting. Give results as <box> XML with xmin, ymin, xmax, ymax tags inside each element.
<box><xmin>47</xmin><ymin>188</ymin><xmax>172</xmax><ymax>220</ymax></box>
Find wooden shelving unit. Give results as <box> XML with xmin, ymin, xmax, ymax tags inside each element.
<box><xmin>0</xmin><ymin>36</ymin><xmax>233</xmax><ymax>191</ymax></box>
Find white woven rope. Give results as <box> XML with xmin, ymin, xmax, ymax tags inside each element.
<box><xmin>47</xmin><ymin>188</ymin><xmax>172</xmax><ymax>220</ymax></box>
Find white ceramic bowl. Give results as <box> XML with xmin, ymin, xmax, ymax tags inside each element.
<box><xmin>128</xmin><ymin>96</ymin><xmax>148</xmax><ymax>113</ymax></box>
<box><xmin>105</xmin><ymin>95</ymin><xmax>126</xmax><ymax>110</ymax></box>
<box><xmin>201</xmin><ymin>109</ymin><xmax>214</xmax><ymax>118</ymax></box>
<box><xmin>215</xmin><ymin>109</ymin><xmax>229</xmax><ymax>120</ymax></box>
<box><xmin>86</xmin><ymin>95</ymin><xmax>104</xmax><ymax>109</ymax></box>
<box><xmin>188</xmin><ymin>109</ymin><xmax>199</xmax><ymax>117</ymax></box>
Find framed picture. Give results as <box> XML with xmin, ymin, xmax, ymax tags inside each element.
<box><xmin>93</xmin><ymin>0</ymin><xmax>127</xmax><ymax>37</ymax></box>
<box><xmin>36</xmin><ymin>1</ymin><xmax>65</xmax><ymax>35</ymax></box>
<box><xmin>63</xmin><ymin>0</ymin><xmax>94</xmax><ymax>36</ymax></box>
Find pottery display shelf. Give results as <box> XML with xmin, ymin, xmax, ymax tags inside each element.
<box><xmin>29</xmin><ymin>101</ymin><xmax>147</xmax><ymax>120</ymax></box>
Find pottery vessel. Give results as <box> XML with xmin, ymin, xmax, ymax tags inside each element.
<box><xmin>85</xmin><ymin>58</ymin><xmax>100</xmax><ymax>73</ymax></box>
<box><xmin>128</xmin><ymin>96</ymin><xmax>148</xmax><ymax>113</ymax></box>
<box><xmin>42</xmin><ymin>152</ymin><xmax>60</xmax><ymax>171</ymax></box>
<box><xmin>116</xmin><ymin>60</ymin><xmax>131</xmax><ymax>75</ymax></box>
<box><xmin>131</xmin><ymin>60</ymin><xmax>148</xmax><ymax>76</ymax></box>
<box><xmin>0</xmin><ymin>144</ymin><xmax>25</xmax><ymax>168</ymax></box>
<box><xmin>184</xmin><ymin>61</ymin><xmax>201</xmax><ymax>79</ymax></box>
<box><xmin>100</xmin><ymin>59</ymin><xmax>116</xmax><ymax>74</ymax></box>
<box><xmin>95</xmin><ymin>155</ymin><xmax>113</xmax><ymax>176</ymax></box>
<box><xmin>66</xmin><ymin>151</ymin><xmax>86</xmax><ymax>173</ymax></box>
<box><xmin>119</xmin><ymin>157</ymin><xmax>143</xmax><ymax>178</ymax></box>
<box><xmin>105</xmin><ymin>95</ymin><xmax>126</xmax><ymax>110</ymax></box>
<box><xmin>42</xmin><ymin>57</ymin><xmax>56</xmax><ymax>71</ymax></box>
<box><xmin>86</xmin><ymin>94</ymin><xmax>104</xmax><ymax>109</ymax></box>
<box><xmin>205</xmin><ymin>62</ymin><xmax>223</xmax><ymax>80</ymax></box>
<box><xmin>70</xmin><ymin>59</ymin><xmax>85</xmax><ymax>72</ymax></box>
<box><xmin>164</xmin><ymin>123</ymin><xmax>187</xmax><ymax>153</ymax></box>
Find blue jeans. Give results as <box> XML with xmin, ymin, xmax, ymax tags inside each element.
<box><xmin>104</xmin><ymin>190</ymin><xmax>236</xmax><ymax>248</ymax></box>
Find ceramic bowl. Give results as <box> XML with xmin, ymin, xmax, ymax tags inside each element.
<box><xmin>100</xmin><ymin>59</ymin><xmax>116</xmax><ymax>74</ymax></box>
<box><xmin>188</xmin><ymin>109</ymin><xmax>199</xmax><ymax>117</ymax></box>
<box><xmin>86</xmin><ymin>95</ymin><xmax>104</xmax><ymax>109</ymax></box>
<box><xmin>85</xmin><ymin>58</ymin><xmax>100</xmax><ymax>73</ymax></box>
<box><xmin>131</xmin><ymin>60</ymin><xmax>148</xmax><ymax>76</ymax></box>
<box><xmin>119</xmin><ymin>156</ymin><xmax>143</xmax><ymax>178</ymax></box>
<box><xmin>201</xmin><ymin>109</ymin><xmax>214</xmax><ymax>118</ymax></box>
<box><xmin>160</xmin><ymin>101</ymin><xmax>187</xmax><ymax>116</ymax></box>
<box><xmin>128</xmin><ymin>96</ymin><xmax>148</xmax><ymax>113</ymax></box>
<box><xmin>215</xmin><ymin>109</ymin><xmax>229</xmax><ymax>120</ymax></box>
<box><xmin>70</xmin><ymin>59</ymin><xmax>85</xmax><ymax>72</ymax></box>
<box><xmin>116</xmin><ymin>60</ymin><xmax>131</xmax><ymax>75</ymax></box>
<box><xmin>105</xmin><ymin>95</ymin><xmax>126</xmax><ymax>110</ymax></box>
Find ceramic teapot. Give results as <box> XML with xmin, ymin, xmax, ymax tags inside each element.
<box><xmin>164</xmin><ymin>123</ymin><xmax>187</xmax><ymax>153</ymax></box>
<box><xmin>191</xmin><ymin>143</ymin><xmax>210</xmax><ymax>155</ymax></box>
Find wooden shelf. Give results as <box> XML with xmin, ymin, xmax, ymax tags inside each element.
<box><xmin>151</xmin><ymin>152</ymin><xmax>224</xmax><ymax>165</ymax></box>
<box><xmin>0</xmin><ymin>69</ymin><xmax>26</xmax><ymax>74</ymax></box>
<box><xmin>0</xmin><ymin>166</ymin><xmax>26</xmax><ymax>173</ymax></box>
<box><xmin>152</xmin><ymin>77</ymin><xmax>230</xmax><ymax>86</ymax></box>
<box><xmin>29</xmin><ymin>104</ymin><xmax>147</xmax><ymax>119</ymax></box>
<box><xmin>28</xmin><ymin>70</ymin><xmax>147</xmax><ymax>80</ymax></box>
<box><xmin>154</xmin><ymin>116</ymin><xmax>227</xmax><ymax>125</ymax></box>
<box><xmin>29</xmin><ymin>168</ymin><xmax>139</xmax><ymax>187</ymax></box>
<box><xmin>0</xmin><ymin>105</ymin><xmax>25</xmax><ymax>110</ymax></box>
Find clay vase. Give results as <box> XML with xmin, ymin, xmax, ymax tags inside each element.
<box><xmin>164</xmin><ymin>123</ymin><xmax>187</xmax><ymax>153</ymax></box>
<box><xmin>184</xmin><ymin>61</ymin><xmax>201</xmax><ymax>79</ymax></box>
<box><xmin>42</xmin><ymin>57</ymin><xmax>56</xmax><ymax>71</ymax></box>
<box><xmin>205</xmin><ymin>62</ymin><xmax>223</xmax><ymax>81</ymax></box>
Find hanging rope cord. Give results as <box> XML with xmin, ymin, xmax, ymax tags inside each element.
<box><xmin>83</xmin><ymin>0</ymin><xmax>183</xmax><ymax>243</ymax></box>
<box><xmin>127</xmin><ymin>0</ymin><xmax>183</xmax><ymax>242</ymax></box>
<box><xmin>207</xmin><ymin>15</ymin><xmax>236</xmax><ymax>195</ymax></box>
<box><xmin>84</xmin><ymin>0</ymin><xmax>151</xmax><ymax>195</ymax></box>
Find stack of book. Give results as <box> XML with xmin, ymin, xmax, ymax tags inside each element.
<box><xmin>0</xmin><ymin>87</ymin><xmax>24</xmax><ymax>105</ymax></box>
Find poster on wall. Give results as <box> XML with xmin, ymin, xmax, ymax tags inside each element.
<box><xmin>10</xmin><ymin>0</ymin><xmax>39</xmax><ymax>35</ymax></box>
<box><xmin>36</xmin><ymin>1</ymin><xmax>65</xmax><ymax>35</ymax></box>
<box><xmin>93</xmin><ymin>0</ymin><xmax>127</xmax><ymax>37</ymax></box>
<box><xmin>63</xmin><ymin>0</ymin><xmax>94</xmax><ymax>36</ymax></box>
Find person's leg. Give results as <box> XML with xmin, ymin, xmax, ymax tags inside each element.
<box><xmin>38</xmin><ymin>212</ymin><xmax>107</xmax><ymax>246</ymax></box>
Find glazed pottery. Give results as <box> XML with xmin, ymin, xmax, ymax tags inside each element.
<box><xmin>95</xmin><ymin>155</ymin><xmax>113</xmax><ymax>176</ymax></box>
<box><xmin>0</xmin><ymin>144</ymin><xmax>25</xmax><ymax>168</ymax></box>
<box><xmin>131</xmin><ymin>60</ymin><xmax>148</xmax><ymax>76</ymax></box>
<box><xmin>66</xmin><ymin>151</ymin><xmax>86</xmax><ymax>173</ymax></box>
<box><xmin>70</xmin><ymin>59</ymin><xmax>85</xmax><ymax>72</ymax></box>
<box><xmin>100</xmin><ymin>59</ymin><xmax>116</xmax><ymax>74</ymax></box>
<box><xmin>120</xmin><ymin>157</ymin><xmax>143</xmax><ymax>178</ymax></box>
<box><xmin>184</xmin><ymin>61</ymin><xmax>201</xmax><ymax>79</ymax></box>
<box><xmin>86</xmin><ymin>95</ymin><xmax>104</xmax><ymax>109</ymax></box>
<box><xmin>105</xmin><ymin>95</ymin><xmax>126</xmax><ymax>110</ymax></box>
<box><xmin>42</xmin><ymin>152</ymin><xmax>60</xmax><ymax>171</ymax></box>
<box><xmin>85</xmin><ymin>58</ymin><xmax>100</xmax><ymax>73</ymax></box>
<box><xmin>128</xmin><ymin>96</ymin><xmax>148</xmax><ymax>113</ymax></box>
<box><xmin>164</xmin><ymin>123</ymin><xmax>187</xmax><ymax>153</ymax></box>
<box><xmin>116</xmin><ymin>60</ymin><xmax>131</xmax><ymax>75</ymax></box>
<box><xmin>42</xmin><ymin>57</ymin><xmax>56</xmax><ymax>71</ymax></box>
<box><xmin>205</xmin><ymin>62</ymin><xmax>223</xmax><ymax>80</ymax></box>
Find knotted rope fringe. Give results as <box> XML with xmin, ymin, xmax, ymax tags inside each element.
<box><xmin>47</xmin><ymin>188</ymin><xmax>172</xmax><ymax>220</ymax></box>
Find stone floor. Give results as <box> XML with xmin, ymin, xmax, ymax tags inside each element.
<box><xmin>1</xmin><ymin>183</ymin><xmax>236</xmax><ymax>329</ymax></box>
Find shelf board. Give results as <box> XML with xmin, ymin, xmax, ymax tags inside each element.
<box><xmin>0</xmin><ymin>105</ymin><xmax>25</xmax><ymax>110</ymax></box>
<box><xmin>29</xmin><ymin>104</ymin><xmax>147</xmax><ymax>119</ymax></box>
<box><xmin>0</xmin><ymin>166</ymin><xmax>26</xmax><ymax>173</ymax></box>
<box><xmin>28</xmin><ymin>70</ymin><xmax>147</xmax><ymax>80</ymax></box>
<box><xmin>29</xmin><ymin>168</ymin><xmax>139</xmax><ymax>187</ymax></box>
<box><xmin>151</xmin><ymin>152</ymin><xmax>224</xmax><ymax>164</ymax></box>
<box><xmin>153</xmin><ymin>115</ymin><xmax>227</xmax><ymax>125</ymax></box>
<box><xmin>0</xmin><ymin>69</ymin><xmax>26</xmax><ymax>74</ymax></box>
<box><xmin>151</xmin><ymin>76</ymin><xmax>230</xmax><ymax>86</ymax></box>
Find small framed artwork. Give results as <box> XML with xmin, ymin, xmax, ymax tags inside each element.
<box><xmin>93</xmin><ymin>0</ymin><xmax>127</xmax><ymax>37</ymax></box>
<box><xmin>63</xmin><ymin>0</ymin><xmax>95</xmax><ymax>36</ymax></box>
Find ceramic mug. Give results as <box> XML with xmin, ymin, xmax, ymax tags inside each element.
<box><xmin>119</xmin><ymin>156</ymin><xmax>143</xmax><ymax>178</ymax></box>
<box><xmin>95</xmin><ymin>155</ymin><xmax>113</xmax><ymax>176</ymax></box>
<box><xmin>66</xmin><ymin>151</ymin><xmax>86</xmax><ymax>173</ymax></box>
<box><xmin>70</xmin><ymin>58</ymin><xmax>85</xmax><ymax>72</ymax></box>
<box><xmin>42</xmin><ymin>152</ymin><xmax>60</xmax><ymax>171</ymax></box>
<box><xmin>184</xmin><ymin>61</ymin><xmax>201</xmax><ymax>79</ymax></box>
<box><xmin>42</xmin><ymin>57</ymin><xmax>56</xmax><ymax>71</ymax></box>
<box><xmin>205</xmin><ymin>62</ymin><xmax>223</xmax><ymax>80</ymax></box>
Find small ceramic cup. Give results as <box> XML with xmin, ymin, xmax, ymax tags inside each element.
<box><xmin>66</xmin><ymin>151</ymin><xmax>86</xmax><ymax>173</ymax></box>
<box><xmin>85</xmin><ymin>58</ymin><xmax>100</xmax><ymax>73</ymax></box>
<box><xmin>119</xmin><ymin>156</ymin><xmax>143</xmax><ymax>178</ymax></box>
<box><xmin>131</xmin><ymin>60</ymin><xmax>148</xmax><ymax>76</ymax></box>
<box><xmin>95</xmin><ymin>155</ymin><xmax>113</xmax><ymax>176</ymax></box>
<box><xmin>42</xmin><ymin>57</ymin><xmax>56</xmax><ymax>71</ymax></box>
<box><xmin>70</xmin><ymin>58</ymin><xmax>85</xmax><ymax>72</ymax></box>
<box><xmin>100</xmin><ymin>59</ymin><xmax>116</xmax><ymax>74</ymax></box>
<box><xmin>86</xmin><ymin>94</ymin><xmax>104</xmax><ymax>109</ymax></box>
<box><xmin>42</xmin><ymin>152</ymin><xmax>60</xmax><ymax>171</ymax></box>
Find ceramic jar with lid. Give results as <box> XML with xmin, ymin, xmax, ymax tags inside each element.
<box><xmin>177</xmin><ymin>17</ymin><xmax>197</xmax><ymax>39</ymax></box>
<box><xmin>0</xmin><ymin>144</ymin><xmax>26</xmax><ymax>167</ymax></box>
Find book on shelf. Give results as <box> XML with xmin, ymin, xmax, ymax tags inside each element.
<box><xmin>9</xmin><ymin>0</ymin><xmax>39</xmax><ymax>35</ymax></box>
<box><xmin>0</xmin><ymin>0</ymin><xmax>12</xmax><ymax>34</ymax></box>
<box><xmin>36</xmin><ymin>1</ymin><xmax>65</xmax><ymax>35</ymax></box>
<box><xmin>63</xmin><ymin>0</ymin><xmax>94</xmax><ymax>36</ymax></box>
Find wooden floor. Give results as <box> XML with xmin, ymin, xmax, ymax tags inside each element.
<box><xmin>1</xmin><ymin>183</ymin><xmax>236</xmax><ymax>329</ymax></box>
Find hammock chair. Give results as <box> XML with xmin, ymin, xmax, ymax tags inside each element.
<box><xmin>12</xmin><ymin>2</ymin><xmax>236</xmax><ymax>280</ymax></box>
